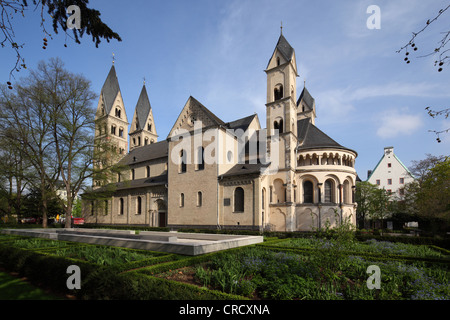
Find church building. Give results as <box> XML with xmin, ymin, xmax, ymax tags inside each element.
<box><xmin>83</xmin><ymin>33</ymin><xmax>359</xmax><ymax>232</ymax></box>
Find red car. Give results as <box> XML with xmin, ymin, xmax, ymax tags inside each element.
<box><xmin>72</xmin><ymin>217</ymin><xmax>85</xmax><ymax>225</ymax></box>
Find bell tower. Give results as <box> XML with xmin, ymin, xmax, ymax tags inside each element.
<box><xmin>265</xmin><ymin>30</ymin><xmax>299</xmax><ymax>169</ymax></box>
<box><xmin>129</xmin><ymin>83</ymin><xmax>158</xmax><ymax>151</ymax></box>
<box><xmin>93</xmin><ymin>63</ymin><xmax>129</xmax><ymax>187</ymax></box>
<box><xmin>265</xmin><ymin>30</ymin><xmax>299</xmax><ymax>137</ymax></box>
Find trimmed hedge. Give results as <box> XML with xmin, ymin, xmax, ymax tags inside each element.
<box><xmin>256</xmin><ymin>242</ymin><xmax>450</xmax><ymax>266</ymax></box>
<box><xmin>0</xmin><ymin>243</ymin><xmax>100</xmax><ymax>296</ymax></box>
<box><xmin>78</xmin><ymin>267</ymin><xmax>245</xmax><ymax>300</ymax></box>
<box><xmin>0</xmin><ymin>241</ymin><xmax>247</xmax><ymax>300</ymax></box>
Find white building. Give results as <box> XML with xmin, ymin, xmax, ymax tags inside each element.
<box><xmin>367</xmin><ymin>147</ymin><xmax>415</xmax><ymax>198</ymax></box>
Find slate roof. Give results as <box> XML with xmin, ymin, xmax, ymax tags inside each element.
<box><xmin>267</xmin><ymin>34</ymin><xmax>295</xmax><ymax>68</ymax></box>
<box><xmin>115</xmin><ymin>174</ymin><xmax>168</xmax><ymax>191</ymax></box>
<box><xmin>132</xmin><ymin>85</ymin><xmax>152</xmax><ymax>133</ymax></box>
<box><xmin>297</xmin><ymin>87</ymin><xmax>315</xmax><ymax>111</ymax></box>
<box><xmin>120</xmin><ymin>139</ymin><xmax>168</xmax><ymax>165</ymax></box>
<box><xmin>100</xmin><ymin>65</ymin><xmax>121</xmax><ymax>114</ymax></box>
<box><xmin>224</xmin><ymin>114</ymin><xmax>258</xmax><ymax>132</ymax></box>
<box><xmin>190</xmin><ymin>96</ymin><xmax>225</xmax><ymax>127</ymax></box>
<box><xmin>222</xmin><ymin>163</ymin><xmax>267</xmax><ymax>178</ymax></box>
<box><xmin>297</xmin><ymin>118</ymin><xmax>355</xmax><ymax>152</ymax></box>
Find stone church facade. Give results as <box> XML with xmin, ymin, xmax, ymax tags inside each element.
<box><xmin>83</xmin><ymin>33</ymin><xmax>358</xmax><ymax>232</ymax></box>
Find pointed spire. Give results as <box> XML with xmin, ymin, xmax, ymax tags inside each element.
<box><xmin>101</xmin><ymin>64</ymin><xmax>121</xmax><ymax>114</ymax></box>
<box><xmin>133</xmin><ymin>84</ymin><xmax>152</xmax><ymax>132</ymax></box>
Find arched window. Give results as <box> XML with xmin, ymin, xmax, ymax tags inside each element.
<box><xmin>303</xmin><ymin>181</ymin><xmax>313</xmax><ymax>203</ymax></box>
<box><xmin>324</xmin><ymin>179</ymin><xmax>334</xmax><ymax>203</ymax></box>
<box><xmin>104</xmin><ymin>200</ymin><xmax>108</xmax><ymax>215</ymax></box>
<box><xmin>119</xmin><ymin>127</ymin><xmax>124</xmax><ymax>138</ymax></box>
<box><xmin>197</xmin><ymin>191</ymin><xmax>202</xmax><ymax>207</ymax></box>
<box><xmin>274</xmin><ymin>85</ymin><xmax>283</xmax><ymax>100</ymax></box>
<box><xmin>276</xmin><ymin>57</ymin><xmax>280</xmax><ymax>66</ymax></box>
<box><xmin>145</xmin><ymin>138</ymin><xmax>149</xmax><ymax>145</ymax></box>
<box><xmin>131</xmin><ymin>168</ymin><xmax>135</xmax><ymax>180</ymax></box>
<box><xmin>137</xmin><ymin>196</ymin><xmax>142</xmax><ymax>215</ymax></box>
<box><xmin>234</xmin><ymin>187</ymin><xmax>244</xmax><ymax>212</ymax></box>
<box><xmin>138</xmin><ymin>136</ymin><xmax>141</xmax><ymax>146</ymax></box>
<box><xmin>273</xmin><ymin>119</ymin><xmax>284</xmax><ymax>134</ymax></box>
<box><xmin>197</xmin><ymin>147</ymin><xmax>204</xmax><ymax>170</ymax></box>
<box><xmin>119</xmin><ymin>198</ymin><xmax>124</xmax><ymax>215</ymax></box>
<box><xmin>180</xmin><ymin>150</ymin><xmax>187</xmax><ymax>173</ymax></box>
<box><xmin>111</xmin><ymin>125</ymin><xmax>116</xmax><ymax>135</ymax></box>
<box><xmin>146</xmin><ymin>166</ymin><xmax>150</xmax><ymax>178</ymax></box>
<box><xmin>180</xmin><ymin>193</ymin><xmax>184</xmax><ymax>207</ymax></box>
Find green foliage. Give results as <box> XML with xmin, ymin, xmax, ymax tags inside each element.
<box><xmin>1</xmin><ymin>233</ymin><xmax>448</xmax><ymax>300</ymax></box>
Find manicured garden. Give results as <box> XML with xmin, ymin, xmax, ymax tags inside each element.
<box><xmin>0</xmin><ymin>231</ymin><xmax>448</xmax><ymax>300</ymax></box>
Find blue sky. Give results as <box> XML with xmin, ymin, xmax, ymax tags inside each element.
<box><xmin>2</xmin><ymin>0</ymin><xmax>449</xmax><ymax>179</ymax></box>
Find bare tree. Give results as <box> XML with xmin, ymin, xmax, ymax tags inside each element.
<box><xmin>0</xmin><ymin>79</ymin><xmax>59</xmax><ymax>227</ymax></box>
<box><xmin>0</xmin><ymin>58</ymin><xmax>123</xmax><ymax>227</ymax></box>
<box><xmin>397</xmin><ymin>5</ymin><xmax>450</xmax><ymax>142</ymax></box>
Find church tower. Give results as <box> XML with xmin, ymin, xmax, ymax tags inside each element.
<box><xmin>129</xmin><ymin>83</ymin><xmax>158</xmax><ymax>150</ymax></box>
<box><xmin>264</xmin><ymin>30</ymin><xmax>300</xmax><ymax>232</ymax></box>
<box><xmin>265</xmin><ymin>31</ymin><xmax>299</xmax><ymax>170</ymax></box>
<box><xmin>93</xmin><ymin>64</ymin><xmax>129</xmax><ymax>187</ymax></box>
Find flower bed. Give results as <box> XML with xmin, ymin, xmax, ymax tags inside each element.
<box><xmin>161</xmin><ymin>246</ymin><xmax>450</xmax><ymax>300</ymax></box>
<box><xmin>264</xmin><ymin>237</ymin><xmax>449</xmax><ymax>259</ymax></box>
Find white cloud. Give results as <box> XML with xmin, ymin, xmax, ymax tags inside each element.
<box><xmin>376</xmin><ymin>109</ymin><xmax>423</xmax><ymax>138</ymax></box>
<box><xmin>315</xmin><ymin>81</ymin><xmax>450</xmax><ymax>125</ymax></box>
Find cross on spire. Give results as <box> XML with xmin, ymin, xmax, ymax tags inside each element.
<box><xmin>112</xmin><ymin>52</ymin><xmax>115</xmax><ymax>65</ymax></box>
<box><xmin>280</xmin><ymin>21</ymin><xmax>283</xmax><ymax>35</ymax></box>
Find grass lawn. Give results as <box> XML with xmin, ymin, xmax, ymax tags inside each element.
<box><xmin>0</xmin><ymin>271</ymin><xmax>63</xmax><ymax>300</ymax></box>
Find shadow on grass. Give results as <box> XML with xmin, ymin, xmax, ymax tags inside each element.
<box><xmin>0</xmin><ymin>271</ymin><xmax>63</xmax><ymax>300</ymax></box>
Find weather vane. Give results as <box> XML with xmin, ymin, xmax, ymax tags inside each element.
<box><xmin>280</xmin><ymin>21</ymin><xmax>283</xmax><ymax>35</ymax></box>
<box><xmin>112</xmin><ymin>52</ymin><xmax>115</xmax><ymax>65</ymax></box>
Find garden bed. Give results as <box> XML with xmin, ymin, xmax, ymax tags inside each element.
<box><xmin>1</xmin><ymin>233</ymin><xmax>448</xmax><ymax>300</ymax></box>
<box><xmin>150</xmin><ymin>246</ymin><xmax>449</xmax><ymax>300</ymax></box>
